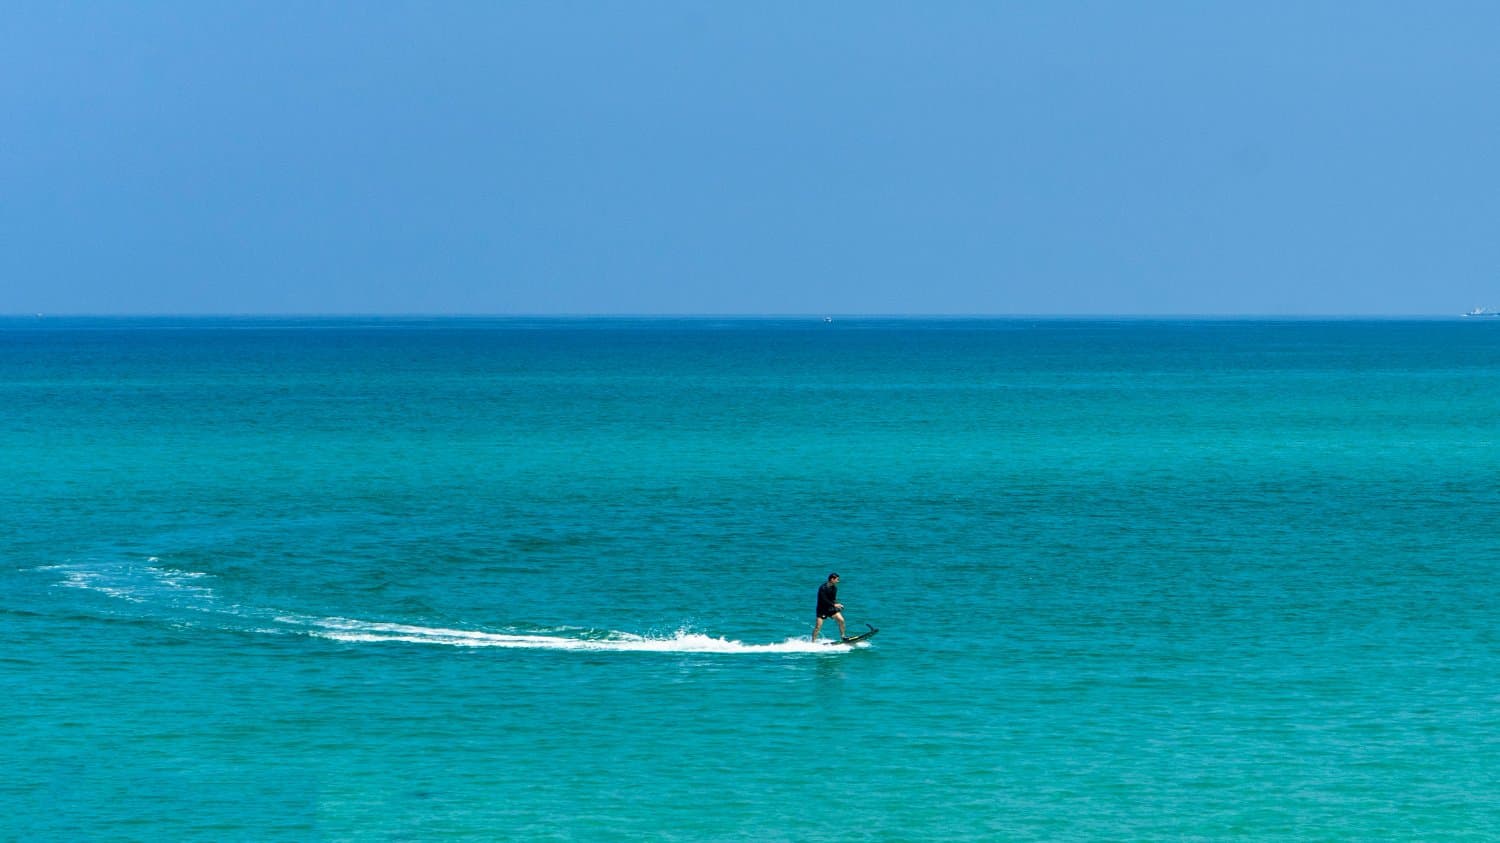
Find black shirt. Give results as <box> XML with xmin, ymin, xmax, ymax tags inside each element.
<box><xmin>816</xmin><ymin>581</ymin><xmax>839</xmax><ymax>617</ymax></box>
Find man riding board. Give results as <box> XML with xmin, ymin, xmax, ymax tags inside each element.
<box><xmin>811</xmin><ymin>572</ymin><xmax>845</xmax><ymax>642</ymax></box>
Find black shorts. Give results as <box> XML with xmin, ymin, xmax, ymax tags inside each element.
<box><xmin>817</xmin><ymin>610</ymin><xmax>840</xmax><ymax>620</ymax></box>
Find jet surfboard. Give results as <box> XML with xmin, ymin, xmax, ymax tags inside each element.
<box><xmin>839</xmin><ymin>624</ymin><xmax>879</xmax><ymax>645</ymax></box>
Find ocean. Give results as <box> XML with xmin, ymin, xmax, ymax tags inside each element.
<box><xmin>5</xmin><ymin>317</ymin><xmax>1500</xmax><ymax>841</ymax></box>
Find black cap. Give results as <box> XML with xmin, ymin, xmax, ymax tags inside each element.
<box><xmin>828</xmin><ymin>572</ymin><xmax>839</xmax><ymax>580</ymax></box>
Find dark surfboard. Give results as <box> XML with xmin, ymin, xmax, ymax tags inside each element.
<box><xmin>839</xmin><ymin>624</ymin><xmax>879</xmax><ymax>645</ymax></box>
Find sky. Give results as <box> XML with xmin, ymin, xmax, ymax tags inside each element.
<box><xmin>4</xmin><ymin>2</ymin><xmax>1499</xmax><ymax>316</ymax></box>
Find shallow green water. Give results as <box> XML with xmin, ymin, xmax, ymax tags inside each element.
<box><xmin>5</xmin><ymin>317</ymin><xmax>1500</xmax><ymax>840</ymax></box>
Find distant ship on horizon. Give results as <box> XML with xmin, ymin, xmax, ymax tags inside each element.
<box><xmin>1463</xmin><ymin>307</ymin><xmax>1500</xmax><ymax>317</ymax></box>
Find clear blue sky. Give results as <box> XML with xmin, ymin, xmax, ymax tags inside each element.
<box><xmin>5</xmin><ymin>2</ymin><xmax>1499</xmax><ymax>315</ymax></box>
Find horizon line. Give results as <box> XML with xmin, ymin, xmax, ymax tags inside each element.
<box><xmin>1</xmin><ymin>312</ymin><xmax>1487</xmax><ymax>320</ymax></box>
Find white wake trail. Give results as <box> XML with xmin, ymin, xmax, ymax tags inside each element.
<box><xmin>48</xmin><ymin>557</ymin><xmax>863</xmax><ymax>654</ymax></box>
<box><xmin>304</xmin><ymin>618</ymin><xmax>850</xmax><ymax>653</ymax></box>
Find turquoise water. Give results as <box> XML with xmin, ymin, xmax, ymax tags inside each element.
<box><xmin>6</xmin><ymin>317</ymin><xmax>1500</xmax><ymax>841</ymax></box>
